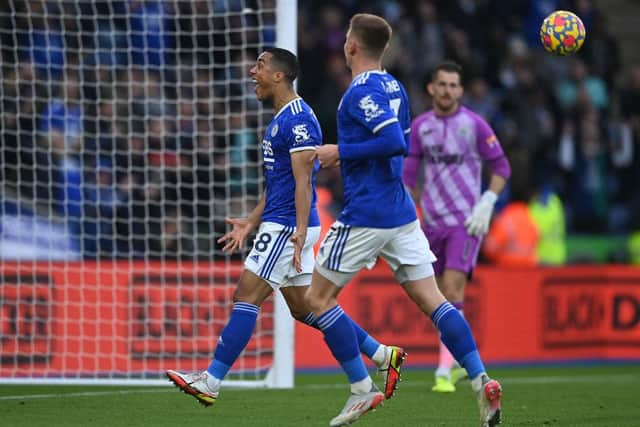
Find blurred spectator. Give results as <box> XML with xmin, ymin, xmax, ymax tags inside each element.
<box><xmin>556</xmin><ymin>58</ymin><xmax>608</xmax><ymax>112</ymax></box>
<box><xmin>38</xmin><ymin>69</ymin><xmax>84</xmax><ymax>149</ymax></box>
<box><xmin>582</xmin><ymin>13</ymin><xmax>620</xmax><ymax>90</ymax></box>
<box><xmin>482</xmin><ymin>187</ymin><xmax>539</xmax><ymax>267</ymax></box>
<box><xmin>413</xmin><ymin>1</ymin><xmax>446</xmax><ymax>79</ymax></box>
<box><xmin>39</xmin><ymin>129</ymin><xmax>83</xmax><ymax>250</ymax></box>
<box><xmin>558</xmin><ymin>108</ymin><xmax>609</xmax><ymax>232</ymax></box>
<box><xmin>83</xmin><ymin>157</ymin><xmax>126</xmax><ymax>257</ymax></box>
<box><xmin>528</xmin><ymin>181</ymin><xmax>567</xmax><ymax>265</ymax></box>
<box><xmin>620</xmin><ymin>66</ymin><xmax>640</xmax><ymax>131</ymax></box>
<box><xmin>18</xmin><ymin>0</ymin><xmax>65</xmax><ymax>78</ymax></box>
<box><xmin>463</xmin><ymin>77</ymin><xmax>500</xmax><ymax>124</ymax></box>
<box><xmin>129</xmin><ymin>0</ymin><xmax>175</xmax><ymax>71</ymax></box>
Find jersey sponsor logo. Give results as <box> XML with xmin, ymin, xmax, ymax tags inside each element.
<box><xmin>425</xmin><ymin>153</ymin><xmax>464</xmax><ymax>165</ymax></box>
<box><xmin>292</xmin><ymin>123</ymin><xmax>310</xmax><ymax>144</ymax></box>
<box><xmin>250</xmin><ymin>254</ymin><xmax>260</xmax><ymax>263</ymax></box>
<box><xmin>358</xmin><ymin>95</ymin><xmax>384</xmax><ymax>122</ymax></box>
<box><xmin>262</xmin><ymin>140</ymin><xmax>274</xmax><ymax>157</ymax></box>
<box><xmin>271</xmin><ymin>123</ymin><xmax>279</xmax><ymax>137</ymax></box>
<box><xmin>486</xmin><ymin>134</ymin><xmax>497</xmax><ymax>146</ymax></box>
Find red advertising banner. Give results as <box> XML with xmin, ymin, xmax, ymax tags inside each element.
<box><xmin>1</xmin><ymin>261</ymin><xmax>639</xmax><ymax>378</ymax></box>
<box><xmin>294</xmin><ymin>264</ymin><xmax>640</xmax><ymax>368</ymax></box>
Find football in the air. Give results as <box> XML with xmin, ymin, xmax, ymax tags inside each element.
<box><xmin>540</xmin><ymin>10</ymin><xmax>586</xmax><ymax>55</ymax></box>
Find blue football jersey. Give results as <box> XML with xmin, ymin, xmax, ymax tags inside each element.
<box><xmin>261</xmin><ymin>98</ymin><xmax>321</xmax><ymax>228</ymax></box>
<box><xmin>336</xmin><ymin>70</ymin><xmax>416</xmax><ymax>228</ymax></box>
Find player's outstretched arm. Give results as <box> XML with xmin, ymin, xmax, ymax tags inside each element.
<box><xmin>217</xmin><ymin>193</ymin><xmax>266</xmax><ymax>253</ymax></box>
<box><xmin>290</xmin><ymin>149</ymin><xmax>315</xmax><ymax>272</ymax></box>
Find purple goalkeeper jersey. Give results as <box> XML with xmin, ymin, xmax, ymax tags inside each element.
<box><xmin>403</xmin><ymin>106</ymin><xmax>508</xmax><ymax>228</ymax></box>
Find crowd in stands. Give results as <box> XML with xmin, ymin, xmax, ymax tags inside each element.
<box><xmin>1</xmin><ymin>0</ymin><xmax>639</xmax><ymax>262</ymax></box>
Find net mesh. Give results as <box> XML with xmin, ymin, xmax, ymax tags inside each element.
<box><xmin>0</xmin><ymin>0</ymin><xmax>285</xmax><ymax>384</ymax></box>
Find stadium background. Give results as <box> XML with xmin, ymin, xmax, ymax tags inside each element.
<box><xmin>1</xmin><ymin>0</ymin><xmax>640</xmax><ymax>377</ymax></box>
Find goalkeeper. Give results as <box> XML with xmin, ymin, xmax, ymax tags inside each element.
<box><xmin>167</xmin><ymin>47</ymin><xmax>401</xmax><ymax>408</ymax></box>
<box><xmin>403</xmin><ymin>61</ymin><xmax>511</xmax><ymax>393</ymax></box>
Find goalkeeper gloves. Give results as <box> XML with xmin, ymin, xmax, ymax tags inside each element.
<box><xmin>464</xmin><ymin>190</ymin><xmax>498</xmax><ymax>237</ymax></box>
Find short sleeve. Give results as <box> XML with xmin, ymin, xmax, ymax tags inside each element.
<box><xmin>346</xmin><ymin>83</ymin><xmax>398</xmax><ymax>134</ymax></box>
<box><xmin>285</xmin><ymin>114</ymin><xmax>321</xmax><ymax>153</ymax></box>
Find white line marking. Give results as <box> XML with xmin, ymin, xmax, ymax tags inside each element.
<box><xmin>0</xmin><ymin>373</ymin><xmax>637</xmax><ymax>401</ymax></box>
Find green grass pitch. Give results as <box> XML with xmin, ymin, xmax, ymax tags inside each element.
<box><xmin>1</xmin><ymin>365</ymin><xmax>639</xmax><ymax>426</ymax></box>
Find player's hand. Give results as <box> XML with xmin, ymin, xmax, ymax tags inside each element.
<box><xmin>464</xmin><ymin>190</ymin><xmax>498</xmax><ymax>237</ymax></box>
<box><xmin>217</xmin><ymin>217</ymin><xmax>252</xmax><ymax>253</ymax></box>
<box><xmin>289</xmin><ymin>230</ymin><xmax>306</xmax><ymax>273</ymax></box>
<box><xmin>313</xmin><ymin>145</ymin><xmax>340</xmax><ymax>168</ymax></box>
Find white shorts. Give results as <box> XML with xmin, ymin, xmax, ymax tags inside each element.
<box><xmin>315</xmin><ymin>219</ymin><xmax>436</xmax><ymax>287</ymax></box>
<box><xmin>244</xmin><ymin>222</ymin><xmax>320</xmax><ymax>289</ymax></box>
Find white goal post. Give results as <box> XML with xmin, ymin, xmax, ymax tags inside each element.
<box><xmin>0</xmin><ymin>0</ymin><xmax>297</xmax><ymax>387</ymax></box>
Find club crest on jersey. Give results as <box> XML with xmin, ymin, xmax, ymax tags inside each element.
<box><xmin>358</xmin><ymin>95</ymin><xmax>383</xmax><ymax>122</ymax></box>
<box><xmin>485</xmin><ymin>134</ymin><xmax>498</xmax><ymax>147</ymax></box>
<box><xmin>271</xmin><ymin>124</ymin><xmax>279</xmax><ymax>137</ymax></box>
<box><xmin>292</xmin><ymin>124</ymin><xmax>310</xmax><ymax>144</ymax></box>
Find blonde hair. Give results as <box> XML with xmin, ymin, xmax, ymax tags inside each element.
<box><xmin>349</xmin><ymin>13</ymin><xmax>392</xmax><ymax>59</ymax></box>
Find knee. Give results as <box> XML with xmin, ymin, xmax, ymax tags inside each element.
<box><xmin>439</xmin><ymin>276</ymin><xmax>466</xmax><ymax>302</ymax></box>
<box><xmin>232</xmin><ymin>287</ymin><xmax>259</xmax><ymax>306</ymax></box>
<box><xmin>440</xmin><ymin>286</ymin><xmax>459</xmax><ymax>302</ymax></box>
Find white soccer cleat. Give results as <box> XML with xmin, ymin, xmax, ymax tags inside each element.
<box><xmin>477</xmin><ymin>375</ymin><xmax>503</xmax><ymax>427</ymax></box>
<box><xmin>329</xmin><ymin>384</ymin><xmax>385</xmax><ymax>426</ymax></box>
<box><xmin>166</xmin><ymin>369</ymin><xmax>219</xmax><ymax>407</ymax></box>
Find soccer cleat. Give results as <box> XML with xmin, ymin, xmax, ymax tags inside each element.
<box><xmin>166</xmin><ymin>369</ymin><xmax>219</xmax><ymax>407</ymax></box>
<box><xmin>431</xmin><ymin>375</ymin><xmax>456</xmax><ymax>393</ymax></box>
<box><xmin>477</xmin><ymin>376</ymin><xmax>503</xmax><ymax>427</ymax></box>
<box><xmin>329</xmin><ymin>384</ymin><xmax>385</xmax><ymax>426</ymax></box>
<box><xmin>450</xmin><ymin>366</ymin><xmax>468</xmax><ymax>385</ymax></box>
<box><xmin>378</xmin><ymin>346</ymin><xmax>407</xmax><ymax>399</ymax></box>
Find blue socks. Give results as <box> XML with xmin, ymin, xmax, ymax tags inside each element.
<box><xmin>431</xmin><ymin>301</ymin><xmax>485</xmax><ymax>380</ymax></box>
<box><xmin>207</xmin><ymin>302</ymin><xmax>259</xmax><ymax>380</ymax></box>
<box><xmin>316</xmin><ymin>305</ymin><xmax>368</xmax><ymax>383</ymax></box>
<box><xmin>304</xmin><ymin>312</ymin><xmax>381</xmax><ymax>359</ymax></box>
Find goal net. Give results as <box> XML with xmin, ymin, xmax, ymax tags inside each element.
<box><xmin>0</xmin><ymin>0</ymin><xmax>296</xmax><ymax>387</ymax></box>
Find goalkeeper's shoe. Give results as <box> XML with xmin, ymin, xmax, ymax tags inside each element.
<box><xmin>432</xmin><ymin>375</ymin><xmax>456</xmax><ymax>393</ymax></box>
<box><xmin>378</xmin><ymin>345</ymin><xmax>407</xmax><ymax>399</ymax></box>
<box><xmin>477</xmin><ymin>375</ymin><xmax>503</xmax><ymax>427</ymax></box>
<box><xmin>451</xmin><ymin>366</ymin><xmax>469</xmax><ymax>385</ymax></box>
<box><xmin>166</xmin><ymin>369</ymin><xmax>219</xmax><ymax>407</ymax></box>
<box><xmin>329</xmin><ymin>383</ymin><xmax>384</xmax><ymax>427</ymax></box>
<box><xmin>432</xmin><ymin>366</ymin><xmax>468</xmax><ymax>392</ymax></box>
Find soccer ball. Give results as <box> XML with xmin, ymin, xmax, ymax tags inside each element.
<box><xmin>540</xmin><ymin>10</ymin><xmax>586</xmax><ymax>55</ymax></box>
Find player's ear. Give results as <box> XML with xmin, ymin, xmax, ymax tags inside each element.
<box><xmin>346</xmin><ymin>38</ymin><xmax>357</xmax><ymax>56</ymax></box>
<box><xmin>427</xmin><ymin>82</ymin><xmax>434</xmax><ymax>96</ymax></box>
<box><xmin>272</xmin><ymin>70</ymin><xmax>284</xmax><ymax>83</ymax></box>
